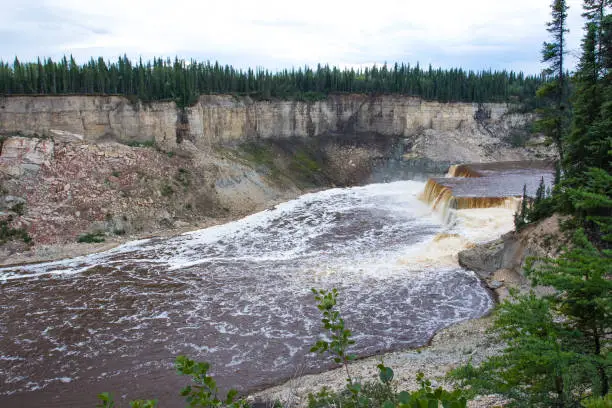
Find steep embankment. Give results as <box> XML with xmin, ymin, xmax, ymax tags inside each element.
<box><xmin>0</xmin><ymin>94</ymin><xmax>552</xmax><ymax>261</ymax></box>
<box><xmin>458</xmin><ymin>214</ymin><xmax>570</xmax><ymax>297</ymax></box>
<box><xmin>0</xmin><ymin>94</ymin><xmax>550</xmax><ymax>162</ymax></box>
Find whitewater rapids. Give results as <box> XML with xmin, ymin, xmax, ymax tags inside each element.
<box><xmin>0</xmin><ymin>180</ymin><xmax>515</xmax><ymax>403</ymax></box>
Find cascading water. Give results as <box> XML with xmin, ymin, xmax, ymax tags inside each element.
<box><xmin>0</xmin><ymin>179</ymin><xmax>515</xmax><ymax>406</ymax></box>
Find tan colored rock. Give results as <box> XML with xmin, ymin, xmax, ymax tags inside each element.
<box><xmin>0</xmin><ymin>95</ymin><xmax>548</xmax><ymax>164</ymax></box>
<box><xmin>0</xmin><ymin>137</ymin><xmax>54</xmax><ymax>176</ymax></box>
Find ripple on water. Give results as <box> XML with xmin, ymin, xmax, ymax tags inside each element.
<box><xmin>0</xmin><ymin>181</ymin><xmax>500</xmax><ymax>399</ymax></box>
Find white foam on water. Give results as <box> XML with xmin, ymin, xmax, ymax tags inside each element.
<box><xmin>0</xmin><ymin>181</ymin><xmax>436</xmax><ymax>280</ymax></box>
<box><xmin>0</xmin><ymin>179</ymin><xmax>502</xmax><ymax>396</ymax></box>
<box><xmin>453</xmin><ymin>207</ymin><xmax>516</xmax><ymax>242</ymax></box>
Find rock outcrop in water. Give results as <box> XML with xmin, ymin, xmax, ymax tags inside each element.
<box><xmin>458</xmin><ymin>214</ymin><xmax>569</xmax><ymax>296</ymax></box>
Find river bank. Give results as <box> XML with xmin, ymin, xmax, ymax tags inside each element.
<box><xmin>254</xmin><ymin>315</ymin><xmax>506</xmax><ymax>408</ymax></box>
<box><xmin>0</xmin><ymin>190</ymin><xmax>305</xmax><ymax>267</ymax></box>
<box><xmin>254</xmin><ymin>216</ymin><xmax>566</xmax><ymax>407</ymax></box>
<box><xmin>252</xmin><ymin>268</ymin><xmax>514</xmax><ymax>408</ymax></box>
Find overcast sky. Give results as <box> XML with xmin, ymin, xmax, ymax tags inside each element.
<box><xmin>1</xmin><ymin>0</ymin><xmax>586</xmax><ymax>74</ymax></box>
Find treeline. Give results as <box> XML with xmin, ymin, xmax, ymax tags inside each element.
<box><xmin>453</xmin><ymin>1</ymin><xmax>611</xmax><ymax>406</ymax></box>
<box><xmin>0</xmin><ymin>56</ymin><xmax>543</xmax><ymax>107</ymax></box>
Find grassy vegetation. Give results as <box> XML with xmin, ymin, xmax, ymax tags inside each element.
<box><xmin>0</xmin><ymin>219</ymin><xmax>32</xmax><ymax>244</ymax></box>
<box><xmin>124</xmin><ymin>139</ymin><xmax>156</xmax><ymax>148</ymax></box>
<box><xmin>77</xmin><ymin>231</ymin><xmax>105</xmax><ymax>243</ymax></box>
<box><xmin>160</xmin><ymin>183</ymin><xmax>174</xmax><ymax>197</ymax></box>
<box><xmin>240</xmin><ymin>142</ymin><xmax>277</xmax><ymax>168</ymax></box>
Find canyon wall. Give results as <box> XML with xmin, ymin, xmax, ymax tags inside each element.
<box><xmin>0</xmin><ymin>94</ymin><xmax>524</xmax><ymax>152</ymax></box>
<box><xmin>0</xmin><ymin>94</ymin><xmax>553</xmax><ymax>253</ymax></box>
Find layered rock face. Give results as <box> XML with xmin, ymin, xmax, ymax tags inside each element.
<box><xmin>0</xmin><ymin>94</ymin><xmax>524</xmax><ymax>153</ymax></box>
<box><xmin>0</xmin><ymin>96</ymin><xmax>177</xmax><ymax>148</ymax></box>
<box><xmin>0</xmin><ymin>94</ymin><xmax>552</xmax><ymax>250</ymax></box>
<box><xmin>0</xmin><ymin>137</ymin><xmax>54</xmax><ymax>177</ymax></box>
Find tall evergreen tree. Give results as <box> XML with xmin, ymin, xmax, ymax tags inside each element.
<box><xmin>536</xmin><ymin>0</ymin><xmax>570</xmax><ymax>160</ymax></box>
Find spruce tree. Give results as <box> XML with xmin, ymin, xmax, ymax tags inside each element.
<box><xmin>536</xmin><ymin>0</ymin><xmax>570</xmax><ymax>160</ymax></box>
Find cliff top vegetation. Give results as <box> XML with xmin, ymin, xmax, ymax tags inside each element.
<box><xmin>0</xmin><ymin>56</ymin><xmax>544</xmax><ymax>107</ymax></box>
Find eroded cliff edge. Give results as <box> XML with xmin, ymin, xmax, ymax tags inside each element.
<box><xmin>0</xmin><ymin>94</ymin><xmax>548</xmax><ymax>161</ymax></box>
<box><xmin>0</xmin><ymin>94</ymin><xmax>553</xmax><ymax>261</ymax></box>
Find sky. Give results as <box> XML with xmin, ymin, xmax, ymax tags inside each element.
<box><xmin>1</xmin><ymin>0</ymin><xmax>587</xmax><ymax>75</ymax></box>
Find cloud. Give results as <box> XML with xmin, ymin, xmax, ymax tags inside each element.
<box><xmin>0</xmin><ymin>0</ymin><xmax>587</xmax><ymax>74</ymax></box>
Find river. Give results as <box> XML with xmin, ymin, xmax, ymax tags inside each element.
<box><xmin>0</xmin><ymin>180</ymin><xmax>511</xmax><ymax>407</ymax></box>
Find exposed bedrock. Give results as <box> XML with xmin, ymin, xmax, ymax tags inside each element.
<box><xmin>0</xmin><ymin>94</ymin><xmax>555</xmax><ymax>250</ymax></box>
<box><xmin>0</xmin><ymin>94</ymin><xmax>553</xmax><ymax>165</ymax></box>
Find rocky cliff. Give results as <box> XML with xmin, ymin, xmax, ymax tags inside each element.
<box><xmin>0</xmin><ymin>94</ymin><xmax>553</xmax><ymax>259</ymax></box>
<box><xmin>458</xmin><ymin>214</ymin><xmax>569</xmax><ymax>300</ymax></box>
<box><xmin>0</xmin><ymin>94</ymin><xmax>545</xmax><ymax>161</ymax></box>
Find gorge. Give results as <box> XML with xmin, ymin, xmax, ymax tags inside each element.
<box><xmin>0</xmin><ymin>95</ymin><xmax>555</xmax><ymax>407</ymax></box>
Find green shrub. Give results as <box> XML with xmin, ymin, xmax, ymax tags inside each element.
<box><xmin>175</xmin><ymin>355</ymin><xmax>248</xmax><ymax>407</ymax></box>
<box><xmin>77</xmin><ymin>232</ymin><xmax>105</xmax><ymax>243</ymax></box>
<box><xmin>160</xmin><ymin>183</ymin><xmax>174</xmax><ymax>197</ymax></box>
<box><xmin>0</xmin><ymin>220</ymin><xmax>32</xmax><ymax>244</ymax></box>
<box><xmin>176</xmin><ymin>168</ymin><xmax>191</xmax><ymax>187</ymax></box>
<box><xmin>10</xmin><ymin>202</ymin><xmax>25</xmax><ymax>216</ymax></box>
<box><xmin>125</xmin><ymin>140</ymin><xmax>156</xmax><ymax>148</ymax></box>
<box><xmin>308</xmin><ymin>288</ymin><xmax>469</xmax><ymax>408</ymax></box>
<box><xmin>581</xmin><ymin>394</ymin><xmax>612</xmax><ymax>408</ymax></box>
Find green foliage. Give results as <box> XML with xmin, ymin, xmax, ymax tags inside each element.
<box><xmin>96</xmin><ymin>392</ymin><xmax>158</xmax><ymax>408</ymax></box>
<box><xmin>311</xmin><ymin>288</ymin><xmax>357</xmax><ymax>386</ymax></box>
<box><xmin>581</xmin><ymin>393</ymin><xmax>612</xmax><ymax>408</ymax></box>
<box><xmin>536</xmin><ymin>0</ymin><xmax>571</xmax><ymax>160</ymax></box>
<box><xmin>175</xmin><ymin>355</ymin><xmax>247</xmax><ymax>407</ymax></box>
<box><xmin>554</xmin><ymin>1</ymin><xmax>612</xmax><ymax>248</ymax></box>
<box><xmin>453</xmin><ymin>225</ymin><xmax>611</xmax><ymax>406</ymax></box>
<box><xmin>96</xmin><ymin>392</ymin><xmax>115</xmax><ymax>407</ymax></box>
<box><xmin>307</xmin><ymin>382</ymin><xmax>395</xmax><ymax>408</ymax></box>
<box><xmin>514</xmin><ymin>177</ymin><xmax>556</xmax><ymax>229</ymax></box>
<box><xmin>160</xmin><ymin>183</ymin><xmax>174</xmax><ymax>197</ymax></box>
<box><xmin>129</xmin><ymin>401</ymin><xmax>158</xmax><ymax>408</ymax></box>
<box><xmin>309</xmin><ymin>288</ymin><xmax>470</xmax><ymax>408</ymax></box>
<box><xmin>527</xmin><ymin>228</ymin><xmax>611</xmax><ymax>396</ymax></box>
<box><xmin>394</xmin><ymin>373</ymin><xmax>467</xmax><ymax>408</ymax></box>
<box><xmin>291</xmin><ymin>151</ymin><xmax>321</xmax><ymax>175</ymax></box>
<box><xmin>176</xmin><ymin>168</ymin><xmax>191</xmax><ymax>187</ymax></box>
<box><xmin>514</xmin><ymin>184</ymin><xmax>530</xmax><ymax>230</ymax></box>
<box><xmin>308</xmin><ymin>372</ymin><xmax>469</xmax><ymax>408</ymax></box>
<box><xmin>0</xmin><ymin>56</ymin><xmax>543</xmax><ymax>106</ymax></box>
<box><xmin>10</xmin><ymin>202</ymin><xmax>25</xmax><ymax>216</ymax></box>
<box><xmin>529</xmin><ymin>176</ymin><xmax>556</xmax><ymax>222</ymax></box>
<box><xmin>77</xmin><ymin>231</ymin><xmax>105</xmax><ymax>243</ymax></box>
<box><xmin>0</xmin><ymin>219</ymin><xmax>32</xmax><ymax>244</ymax></box>
<box><xmin>451</xmin><ymin>294</ymin><xmax>583</xmax><ymax>407</ymax></box>
<box><xmin>125</xmin><ymin>140</ymin><xmax>156</xmax><ymax>148</ymax></box>
<box><xmin>240</xmin><ymin>143</ymin><xmax>276</xmax><ymax>167</ymax></box>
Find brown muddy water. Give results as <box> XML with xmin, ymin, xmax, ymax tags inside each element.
<box><xmin>0</xmin><ymin>180</ymin><xmax>505</xmax><ymax>407</ymax></box>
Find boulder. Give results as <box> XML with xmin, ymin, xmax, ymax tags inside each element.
<box><xmin>0</xmin><ymin>137</ymin><xmax>54</xmax><ymax>176</ymax></box>
<box><xmin>457</xmin><ymin>238</ymin><xmax>504</xmax><ymax>278</ymax></box>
